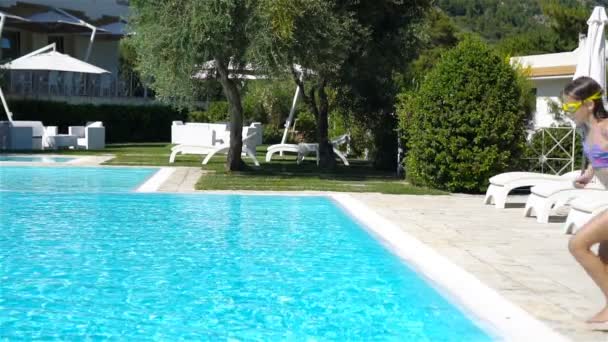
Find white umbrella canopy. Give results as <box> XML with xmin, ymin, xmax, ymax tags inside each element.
<box><xmin>98</xmin><ymin>21</ymin><xmax>130</xmax><ymax>36</ymax></box>
<box><xmin>2</xmin><ymin>44</ymin><xmax>110</xmax><ymax>74</ymax></box>
<box><xmin>573</xmin><ymin>6</ymin><xmax>608</xmax><ymax>110</ymax></box>
<box><xmin>0</xmin><ymin>44</ymin><xmax>109</xmax><ymax>121</ymax></box>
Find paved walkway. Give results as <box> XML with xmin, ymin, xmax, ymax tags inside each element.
<box><xmin>157</xmin><ymin>167</ymin><xmax>204</xmax><ymax>192</ymax></box>
<box><xmin>351</xmin><ymin>193</ymin><xmax>606</xmax><ymax>342</ymax></box>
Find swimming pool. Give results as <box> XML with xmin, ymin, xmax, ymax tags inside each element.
<box><xmin>0</xmin><ymin>166</ymin><xmax>157</xmax><ymax>193</ymax></box>
<box><xmin>0</xmin><ymin>155</ymin><xmax>75</xmax><ymax>163</ymax></box>
<box><xmin>0</xmin><ymin>167</ymin><xmax>494</xmax><ymax>340</ymax></box>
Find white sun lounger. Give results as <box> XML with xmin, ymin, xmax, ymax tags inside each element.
<box><xmin>524</xmin><ymin>180</ymin><xmax>606</xmax><ymax>223</ymax></box>
<box><xmin>169</xmin><ymin>130</ymin><xmax>260</xmax><ymax>166</ymax></box>
<box><xmin>265</xmin><ymin>134</ymin><xmax>350</xmax><ymax>166</ymax></box>
<box><xmin>484</xmin><ymin>170</ymin><xmax>581</xmax><ymax>209</ymax></box>
<box><xmin>563</xmin><ymin>192</ymin><xmax>608</xmax><ymax>234</ymax></box>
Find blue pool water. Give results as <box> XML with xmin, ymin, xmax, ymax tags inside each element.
<box><xmin>0</xmin><ymin>156</ymin><xmax>74</xmax><ymax>163</ymax></box>
<box><xmin>0</xmin><ymin>166</ymin><xmax>157</xmax><ymax>193</ymax></box>
<box><xmin>0</xmin><ymin>167</ymin><xmax>494</xmax><ymax>340</ymax></box>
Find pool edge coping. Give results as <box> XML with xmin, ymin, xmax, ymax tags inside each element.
<box><xmin>329</xmin><ymin>193</ymin><xmax>570</xmax><ymax>342</ymax></box>
<box><xmin>136</xmin><ymin>167</ymin><xmax>177</xmax><ymax>192</ymax></box>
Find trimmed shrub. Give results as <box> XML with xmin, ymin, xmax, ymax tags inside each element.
<box><xmin>329</xmin><ymin>110</ymin><xmax>372</xmax><ymax>158</ymax></box>
<box><xmin>10</xmin><ymin>100</ymin><xmax>186</xmax><ymax>143</ymax></box>
<box><xmin>399</xmin><ymin>38</ymin><xmax>532</xmax><ymax>193</ymax></box>
<box><xmin>294</xmin><ymin>110</ymin><xmax>317</xmax><ymax>142</ymax></box>
<box><xmin>205</xmin><ymin>101</ymin><xmax>230</xmax><ymax>122</ymax></box>
<box><xmin>263</xmin><ymin>126</ymin><xmax>284</xmax><ymax>144</ymax></box>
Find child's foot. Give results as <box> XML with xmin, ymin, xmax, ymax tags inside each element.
<box><xmin>587</xmin><ymin>307</ymin><xmax>608</xmax><ymax>323</ymax></box>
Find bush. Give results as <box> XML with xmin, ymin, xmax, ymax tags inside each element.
<box><xmin>328</xmin><ymin>110</ymin><xmax>372</xmax><ymax>158</ymax></box>
<box><xmin>205</xmin><ymin>101</ymin><xmax>230</xmax><ymax>122</ymax></box>
<box><xmin>10</xmin><ymin>100</ymin><xmax>186</xmax><ymax>143</ymax></box>
<box><xmin>399</xmin><ymin>38</ymin><xmax>533</xmax><ymax>193</ymax></box>
<box><xmin>294</xmin><ymin>110</ymin><xmax>317</xmax><ymax>142</ymax></box>
<box><xmin>242</xmin><ymin>80</ymin><xmax>296</xmax><ymax>127</ymax></box>
<box><xmin>187</xmin><ymin>110</ymin><xmax>210</xmax><ymax>123</ymax></box>
<box><xmin>263</xmin><ymin>126</ymin><xmax>285</xmax><ymax>144</ymax></box>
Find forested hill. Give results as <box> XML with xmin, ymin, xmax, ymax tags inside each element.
<box><xmin>436</xmin><ymin>0</ymin><xmax>608</xmax><ymax>54</ymax></box>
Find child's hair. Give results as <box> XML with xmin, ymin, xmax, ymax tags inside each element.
<box><xmin>563</xmin><ymin>76</ymin><xmax>608</xmax><ymax>120</ymax></box>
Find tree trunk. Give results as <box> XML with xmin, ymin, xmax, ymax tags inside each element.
<box><xmin>316</xmin><ymin>80</ymin><xmax>335</xmax><ymax>169</ymax></box>
<box><xmin>215</xmin><ymin>58</ymin><xmax>245</xmax><ymax>171</ymax></box>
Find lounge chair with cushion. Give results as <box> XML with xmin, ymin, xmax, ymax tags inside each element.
<box><xmin>266</xmin><ymin>134</ymin><xmax>350</xmax><ymax>166</ymax></box>
<box><xmin>484</xmin><ymin>170</ymin><xmax>582</xmax><ymax>209</ymax></box>
<box><xmin>562</xmin><ymin>192</ymin><xmax>608</xmax><ymax>234</ymax></box>
<box><xmin>169</xmin><ymin>124</ymin><xmax>262</xmax><ymax>166</ymax></box>
<box><xmin>524</xmin><ymin>180</ymin><xmax>606</xmax><ymax>223</ymax></box>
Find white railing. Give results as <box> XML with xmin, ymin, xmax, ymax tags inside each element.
<box><xmin>525</xmin><ymin>126</ymin><xmax>579</xmax><ymax>175</ymax></box>
<box><xmin>4</xmin><ymin>70</ymin><xmax>151</xmax><ymax>99</ymax></box>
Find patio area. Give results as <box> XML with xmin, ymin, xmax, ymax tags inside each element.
<box><xmin>351</xmin><ymin>193</ymin><xmax>604</xmax><ymax>341</ymax></box>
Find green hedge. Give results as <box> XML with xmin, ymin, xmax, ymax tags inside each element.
<box><xmin>9</xmin><ymin>100</ymin><xmax>186</xmax><ymax>143</ymax></box>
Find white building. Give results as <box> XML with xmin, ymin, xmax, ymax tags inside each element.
<box><xmin>511</xmin><ymin>38</ymin><xmax>608</xmax><ymax>129</ymax></box>
<box><xmin>0</xmin><ymin>0</ymin><xmax>149</xmax><ymax>102</ymax></box>
<box><xmin>511</xmin><ymin>49</ymin><xmax>578</xmax><ymax>128</ymax></box>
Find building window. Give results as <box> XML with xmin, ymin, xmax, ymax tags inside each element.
<box><xmin>1</xmin><ymin>31</ymin><xmax>20</xmax><ymax>60</ymax></box>
<box><xmin>48</xmin><ymin>36</ymin><xmax>64</xmax><ymax>53</ymax></box>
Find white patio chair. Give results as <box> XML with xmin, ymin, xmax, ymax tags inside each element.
<box><xmin>43</xmin><ymin>126</ymin><xmax>58</xmax><ymax>149</ymax></box>
<box><xmin>68</xmin><ymin>121</ymin><xmax>105</xmax><ymax>150</ymax></box>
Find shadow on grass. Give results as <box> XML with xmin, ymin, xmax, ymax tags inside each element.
<box><xmin>215</xmin><ymin>159</ymin><xmax>399</xmax><ymax>182</ymax></box>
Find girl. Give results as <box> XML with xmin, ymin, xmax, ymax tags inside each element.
<box><xmin>563</xmin><ymin>76</ymin><xmax>608</xmax><ymax>326</ymax></box>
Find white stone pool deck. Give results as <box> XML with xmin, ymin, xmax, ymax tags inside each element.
<box><xmin>153</xmin><ymin>170</ymin><xmax>605</xmax><ymax>341</ymax></box>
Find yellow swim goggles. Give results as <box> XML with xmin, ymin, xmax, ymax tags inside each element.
<box><xmin>562</xmin><ymin>92</ymin><xmax>603</xmax><ymax>113</ymax></box>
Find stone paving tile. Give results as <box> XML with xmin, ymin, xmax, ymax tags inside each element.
<box><xmin>157</xmin><ymin>167</ymin><xmax>203</xmax><ymax>192</ymax></box>
<box><xmin>351</xmin><ymin>193</ymin><xmax>608</xmax><ymax>342</ymax></box>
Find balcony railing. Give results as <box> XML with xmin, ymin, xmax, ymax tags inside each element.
<box><xmin>3</xmin><ymin>70</ymin><xmax>152</xmax><ymax>99</ymax></box>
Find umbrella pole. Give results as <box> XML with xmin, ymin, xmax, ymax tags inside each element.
<box><xmin>0</xmin><ymin>15</ymin><xmax>6</xmax><ymax>57</ymax></box>
<box><xmin>85</xmin><ymin>28</ymin><xmax>97</xmax><ymax>62</ymax></box>
<box><xmin>280</xmin><ymin>84</ymin><xmax>301</xmax><ymax>155</ymax></box>
<box><xmin>0</xmin><ymin>86</ymin><xmax>13</xmax><ymax>121</ymax></box>
<box><xmin>0</xmin><ymin>15</ymin><xmax>11</xmax><ymax>121</ymax></box>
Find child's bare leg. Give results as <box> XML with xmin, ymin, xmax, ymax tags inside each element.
<box><xmin>569</xmin><ymin>211</ymin><xmax>608</xmax><ymax>322</ymax></box>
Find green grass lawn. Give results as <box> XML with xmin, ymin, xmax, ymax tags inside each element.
<box><xmin>32</xmin><ymin>143</ymin><xmax>444</xmax><ymax>195</ymax></box>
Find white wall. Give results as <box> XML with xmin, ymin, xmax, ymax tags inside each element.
<box><xmin>531</xmin><ymin>78</ymin><xmax>571</xmax><ymax>128</ymax></box>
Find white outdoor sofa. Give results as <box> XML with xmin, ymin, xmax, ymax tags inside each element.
<box><xmin>0</xmin><ymin>120</ymin><xmax>45</xmax><ymax>150</ymax></box>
